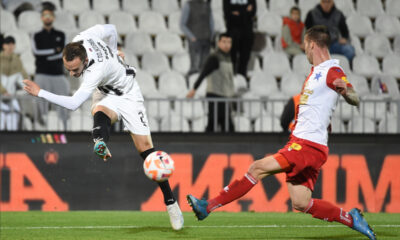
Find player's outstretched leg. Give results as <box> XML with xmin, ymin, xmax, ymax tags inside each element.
<box><xmin>186</xmin><ymin>194</ymin><xmax>209</xmax><ymax>220</ymax></box>
<box><xmin>349</xmin><ymin>208</ymin><xmax>376</xmax><ymax>240</ymax></box>
<box><xmin>92</xmin><ymin>111</ymin><xmax>112</xmax><ymax>161</ymax></box>
<box><xmin>140</xmin><ymin>148</ymin><xmax>184</xmax><ymax>230</ymax></box>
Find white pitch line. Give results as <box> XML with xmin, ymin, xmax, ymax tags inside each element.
<box><xmin>1</xmin><ymin>225</ymin><xmax>399</xmax><ymax>230</ymax></box>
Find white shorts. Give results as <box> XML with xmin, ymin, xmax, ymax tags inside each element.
<box><xmin>91</xmin><ymin>89</ymin><xmax>150</xmax><ymax>135</ymax></box>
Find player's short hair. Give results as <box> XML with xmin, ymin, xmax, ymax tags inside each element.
<box><xmin>290</xmin><ymin>6</ymin><xmax>301</xmax><ymax>14</ymax></box>
<box><xmin>218</xmin><ymin>32</ymin><xmax>231</xmax><ymax>41</ymax></box>
<box><xmin>63</xmin><ymin>41</ymin><xmax>87</xmax><ymax>62</ymax></box>
<box><xmin>305</xmin><ymin>25</ymin><xmax>331</xmax><ymax>48</ymax></box>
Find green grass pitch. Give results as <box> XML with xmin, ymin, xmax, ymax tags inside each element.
<box><xmin>1</xmin><ymin>211</ymin><xmax>399</xmax><ymax>239</ymax></box>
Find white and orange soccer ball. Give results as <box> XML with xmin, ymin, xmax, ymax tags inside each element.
<box><xmin>143</xmin><ymin>151</ymin><xmax>175</xmax><ymax>182</ymax></box>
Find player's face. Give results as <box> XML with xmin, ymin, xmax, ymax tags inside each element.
<box><xmin>218</xmin><ymin>36</ymin><xmax>232</xmax><ymax>53</ymax></box>
<box><xmin>41</xmin><ymin>10</ymin><xmax>54</xmax><ymax>26</ymax></box>
<box><xmin>64</xmin><ymin>57</ymin><xmax>87</xmax><ymax>78</ymax></box>
<box><xmin>304</xmin><ymin>36</ymin><xmax>313</xmax><ymax>65</ymax></box>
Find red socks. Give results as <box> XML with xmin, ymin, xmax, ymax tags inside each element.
<box><xmin>207</xmin><ymin>173</ymin><xmax>258</xmax><ymax>212</ymax></box>
<box><xmin>304</xmin><ymin>199</ymin><xmax>353</xmax><ymax>228</ymax></box>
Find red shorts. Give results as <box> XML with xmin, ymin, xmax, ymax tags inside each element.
<box><xmin>273</xmin><ymin>135</ymin><xmax>329</xmax><ymax>191</ymax></box>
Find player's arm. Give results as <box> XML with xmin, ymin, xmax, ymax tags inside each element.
<box><xmin>77</xmin><ymin>24</ymin><xmax>118</xmax><ymax>54</ymax></box>
<box><xmin>23</xmin><ymin>79</ymin><xmax>91</xmax><ymax>111</ymax></box>
<box><xmin>334</xmin><ymin>79</ymin><xmax>360</xmax><ymax>107</ymax></box>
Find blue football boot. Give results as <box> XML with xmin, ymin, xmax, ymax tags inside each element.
<box><xmin>186</xmin><ymin>194</ymin><xmax>209</xmax><ymax>220</ymax></box>
<box><xmin>94</xmin><ymin>139</ymin><xmax>112</xmax><ymax>161</ymax></box>
<box><xmin>349</xmin><ymin>208</ymin><xmax>376</xmax><ymax>240</ymax></box>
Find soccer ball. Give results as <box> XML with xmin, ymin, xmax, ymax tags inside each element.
<box><xmin>143</xmin><ymin>151</ymin><xmax>175</xmax><ymax>182</ymax></box>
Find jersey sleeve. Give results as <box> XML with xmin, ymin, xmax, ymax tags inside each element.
<box><xmin>75</xmin><ymin>24</ymin><xmax>118</xmax><ymax>54</ymax></box>
<box><xmin>79</xmin><ymin>65</ymin><xmax>105</xmax><ymax>93</ymax></box>
<box><xmin>326</xmin><ymin>67</ymin><xmax>352</xmax><ymax>90</ymax></box>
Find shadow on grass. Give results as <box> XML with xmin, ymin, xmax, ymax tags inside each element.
<box><xmin>126</xmin><ymin>226</ymin><xmax>188</xmax><ymax>236</ymax></box>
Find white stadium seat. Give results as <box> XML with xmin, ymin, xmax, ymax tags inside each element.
<box><xmin>334</xmin><ymin>100</ymin><xmax>360</xmax><ymax>120</ymax></box>
<box><xmin>122</xmin><ymin>0</ymin><xmax>150</xmax><ymax>16</ymax></box>
<box><xmin>0</xmin><ymin>10</ymin><xmax>17</xmax><ymax>34</ymax></box>
<box><xmin>174</xmin><ymin>99</ymin><xmax>205</xmax><ymax>120</ymax></box>
<box><xmin>249</xmin><ymin>71</ymin><xmax>279</xmax><ymax>98</ymax></box>
<box><xmin>298</xmin><ymin>0</ymin><xmax>319</xmax><ymax>20</ymax></box>
<box><xmin>352</xmin><ymin>54</ymin><xmax>381</xmax><ymax>78</ymax></box>
<box><xmin>20</xmin><ymin>51</ymin><xmax>36</xmax><ymax>76</ymax></box>
<box><xmin>212</xmin><ymin>12</ymin><xmax>226</xmax><ymax>33</ymax></box>
<box><xmin>145</xmin><ymin>97</ymin><xmax>171</xmax><ymax>119</ymax></box>
<box><xmin>79</xmin><ymin>11</ymin><xmax>105</xmax><ymax>31</ymax></box>
<box><xmin>363</xmin><ymin>33</ymin><xmax>392</xmax><ymax>58</ymax></box>
<box><xmin>378</xmin><ymin>114</ymin><xmax>399</xmax><ymax>133</ymax></box>
<box><xmin>141</xmin><ymin>52</ymin><xmax>170</xmax><ymax>77</ymax></box>
<box><xmin>63</xmin><ymin>0</ymin><xmax>90</xmax><ymax>15</ymax></box>
<box><xmin>382</xmin><ymin>53</ymin><xmax>400</xmax><ymax>78</ymax></box>
<box><xmin>234</xmin><ymin>74</ymin><xmax>248</xmax><ymax>94</ymax></box>
<box><xmin>191</xmin><ymin>117</ymin><xmax>207</xmax><ymax>132</ymax></box>
<box><xmin>161</xmin><ymin>115</ymin><xmax>190</xmax><ymax>132</ymax></box>
<box><xmin>4</xmin><ymin>30</ymin><xmax>31</xmax><ymax>54</ymax></box>
<box><xmin>125</xmin><ymin>32</ymin><xmax>153</xmax><ymax>56</ymax></box>
<box><xmin>188</xmin><ymin>73</ymin><xmax>206</xmax><ymax>97</ymax></box>
<box><xmin>123</xmin><ymin>52</ymin><xmax>139</xmax><ymax>69</ymax></box>
<box><xmin>394</xmin><ymin>35</ymin><xmax>400</xmax><ymax>54</ymax></box>
<box><xmin>356</xmin><ymin>0</ymin><xmax>384</xmax><ymax>18</ymax></box>
<box><xmin>18</xmin><ymin>11</ymin><xmax>42</xmax><ymax>34</ymax></box>
<box><xmin>331</xmin><ymin>117</ymin><xmax>346</xmax><ymax>133</ymax></box>
<box><xmin>346</xmin><ymin>13</ymin><xmax>373</xmax><ymax>38</ymax></box>
<box><xmin>331</xmin><ymin>54</ymin><xmax>351</xmax><ymax>74</ymax></box>
<box><xmin>254</xmin><ymin>116</ymin><xmax>282</xmax><ymax>132</ymax></box>
<box><xmin>359</xmin><ymin>95</ymin><xmax>388</xmax><ymax>121</ymax></box>
<box><xmin>256</xmin><ymin>0</ymin><xmax>268</xmax><ymax>16</ymax></box>
<box><xmin>92</xmin><ymin>0</ymin><xmax>120</xmax><ymax>15</ymax></box>
<box><xmin>350</xmin><ymin>34</ymin><xmax>363</xmax><ymax>55</ymax></box>
<box><xmin>292</xmin><ymin>54</ymin><xmax>312</xmax><ymax>77</ymax></box>
<box><xmin>135</xmin><ymin>70</ymin><xmax>159</xmax><ymax>97</ymax></box>
<box><xmin>375</xmin><ymin>15</ymin><xmax>400</xmax><ymax>38</ymax></box>
<box><xmin>108</xmin><ymin>11</ymin><xmax>136</xmax><ymax>35</ymax></box>
<box><xmin>280</xmin><ymin>72</ymin><xmax>304</xmax><ymax>97</ymax></box>
<box><xmin>148</xmin><ymin>117</ymin><xmax>160</xmax><ymax>132</ymax></box>
<box><xmin>42</xmin><ymin>0</ymin><xmax>61</xmax><ymax>11</ymax></box>
<box><xmin>138</xmin><ymin>11</ymin><xmax>167</xmax><ymax>35</ymax></box>
<box><xmin>211</xmin><ymin>0</ymin><xmax>222</xmax><ymax>11</ymax></box>
<box><xmin>158</xmin><ymin>71</ymin><xmax>188</xmax><ymax>98</ymax></box>
<box><xmin>234</xmin><ymin>115</ymin><xmax>252</xmax><ymax>132</ymax></box>
<box><xmin>155</xmin><ymin>32</ymin><xmax>184</xmax><ymax>55</ymax></box>
<box><xmin>348</xmin><ymin>116</ymin><xmax>376</xmax><ymax>133</ymax></box>
<box><xmin>54</xmin><ymin>11</ymin><xmax>77</xmax><ymax>32</ymax></box>
<box><xmin>263</xmin><ymin>51</ymin><xmax>291</xmax><ymax>78</ymax></box>
<box><xmin>334</xmin><ymin>0</ymin><xmax>355</xmax><ymax>17</ymax></box>
<box><xmin>386</xmin><ymin>0</ymin><xmax>400</xmax><ymax>17</ymax></box>
<box><xmin>168</xmin><ymin>11</ymin><xmax>183</xmax><ymax>35</ymax></box>
<box><xmin>152</xmin><ymin>0</ymin><xmax>179</xmax><ymax>16</ymax></box>
<box><xmin>241</xmin><ymin>92</ymin><xmax>268</xmax><ymax>120</ymax></box>
<box><xmin>371</xmin><ymin>75</ymin><xmax>400</xmax><ymax>99</ymax></box>
<box><xmin>347</xmin><ymin>74</ymin><xmax>370</xmax><ymax>98</ymax></box>
<box><xmin>172</xmin><ymin>52</ymin><xmax>190</xmax><ymax>75</ymax></box>
<box><xmin>257</xmin><ymin>12</ymin><xmax>282</xmax><ymax>36</ymax></box>
<box><xmin>269</xmin><ymin>0</ymin><xmax>295</xmax><ymax>17</ymax></box>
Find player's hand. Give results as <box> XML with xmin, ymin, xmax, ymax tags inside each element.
<box><xmin>333</xmin><ymin>78</ymin><xmax>347</xmax><ymax>95</ymax></box>
<box><xmin>186</xmin><ymin>89</ymin><xmax>195</xmax><ymax>98</ymax></box>
<box><xmin>23</xmin><ymin>79</ymin><xmax>41</xmax><ymax>96</ymax></box>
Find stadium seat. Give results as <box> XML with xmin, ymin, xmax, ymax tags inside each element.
<box><xmin>350</xmin><ymin>34</ymin><xmax>363</xmax><ymax>55</ymax></box>
<box><xmin>155</xmin><ymin>32</ymin><xmax>184</xmax><ymax>55</ymax></box>
<box><xmin>69</xmin><ymin>110</ymin><xmax>92</xmax><ymax>132</ymax></box>
<box><xmin>124</xmin><ymin>32</ymin><xmax>154</xmax><ymax>55</ymax></box>
<box><xmin>386</xmin><ymin>0</ymin><xmax>400</xmax><ymax>17</ymax></box>
<box><xmin>152</xmin><ymin>0</ymin><xmax>179</xmax><ymax>16</ymax></box>
<box><xmin>266</xmin><ymin>99</ymin><xmax>286</xmax><ymax>117</ymax></box>
<box><xmin>256</xmin><ymin>0</ymin><xmax>268</xmax><ymax>16</ymax></box>
<box><xmin>334</xmin><ymin>0</ymin><xmax>355</xmax><ymax>17</ymax></box>
<box><xmin>371</xmin><ymin>75</ymin><xmax>400</xmax><ymax>99</ymax></box>
<box><xmin>348</xmin><ymin>116</ymin><xmax>376</xmax><ymax>133</ymax></box>
<box><xmin>108</xmin><ymin>11</ymin><xmax>136</xmax><ymax>35</ymax></box>
<box><xmin>158</xmin><ymin>71</ymin><xmax>188</xmax><ymax>98</ymax></box>
<box><xmin>188</xmin><ymin>73</ymin><xmax>206</xmax><ymax>97</ymax></box>
<box><xmin>172</xmin><ymin>52</ymin><xmax>190</xmax><ymax>75</ymax></box>
<box><xmin>273</xmin><ymin>33</ymin><xmax>283</xmax><ymax>52</ymax></box>
<box><xmin>346</xmin><ymin>13</ymin><xmax>373</xmax><ymax>38</ymax></box>
<box><xmin>249</xmin><ymin>71</ymin><xmax>279</xmax><ymax>98</ymax></box>
<box><xmin>356</xmin><ymin>0</ymin><xmax>384</xmax><ymax>18</ymax></box>
<box><xmin>191</xmin><ymin>116</ymin><xmax>207</xmax><ymax>132</ymax></box>
<box><xmin>54</xmin><ymin>11</ymin><xmax>77</xmax><ymax>32</ymax></box>
<box><xmin>394</xmin><ymin>35</ymin><xmax>400</xmax><ymax>54</ymax></box>
<box><xmin>331</xmin><ymin>54</ymin><xmax>351</xmax><ymax>74</ymax></box>
<box><xmin>211</xmin><ymin>0</ymin><xmax>222</xmax><ymax>11</ymax></box>
<box><xmin>174</xmin><ymin>99</ymin><xmax>205</xmax><ymax>120</ymax></box>
<box><xmin>280</xmin><ymin>72</ymin><xmax>304</xmax><ymax>97</ymax></box>
<box><xmin>347</xmin><ymin>74</ymin><xmax>370</xmax><ymax>98</ymax></box>
<box><xmin>92</xmin><ymin>0</ymin><xmax>120</xmax><ymax>15</ymax></box>
<box><xmin>4</xmin><ymin>30</ymin><xmax>31</xmax><ymax>54</ymax></box>
<box><xmin>359</xmin><ymin>95</ymin><xmax>388</xmax><ymax>120</ymax></box>
<box><xmin>382</xmin><ymin>54</ymin><xmax>400</xmax><ymax>78</ymax></box>
<box><xmin>145</xmin><ymin>97</ymin><xmax>172</xmax><ymax>119</ymax></box>
<box><xmin>161</xmin><ymin>115</ymin><xmax>190</xmax><ymax>132</ymax></box>
<box><xmin>138</xmin><ymin>11</ymin><xmax>167</xmax><ymax>35</ymax></box>
<box><xmin>234</xmin><ymin>115</ymin><xmax>252</xmax><ymax>132</ymax></box>
<box><xmin>148</xmin><ymin>117</ymin><xmax>160</xmax><ymax>132</ymax></box>
<box><xmin>292</xmin><ymin>54</ymin><xmax>312</xmax><ymax>77</ymax></box>
<box><xmin>0</xmin><ymin>10</ymin><xmax>17</xmax><ymax>34</ymax></box>
<box><xmin>363</xmin><ymin>33</ymin><xmax>392</xmax><ymax>58</ymax></box>
<box><xmin>263</xmin><ymin>51</ymin><xmax>291</xmax><ymax>78</ymax></box>
<box><xmin>63</xmin><ymin>0</ymin><xmax>90</xmax><ymax>15</ymax></box>
<box><xmin>269</xmin><ymin>0</ymin><xmax>295</xmax><ymax>17</ymax></box>
<box><xmin>254</xmin><ymin>115</ymin><xmax>282</xmax><ymax>132</ymax></box>
<box><xmin>65</xmin><ymin>30</ymin><xmax>80</xmax><ymax>43</ymax></box>
<box><xmin>334</xmin><ymin>100</ymin><xmax>360</xmax><ymax>120</ymax></box>
<box><xmin>298</xmin><ymin>0</ymin><xmax>319</xmax><ymax>20</ymax></box>
<box><xmin>257</xmin><ymin>12</ymin><xmax>282</xmax><ymax>36</ymax></box>
<box><xmin>352</xmin><ymin>54</ymin><xmax>381</xmax><ymax>78</ymax></box>
<box><xmin>247</xmin><ymin>55</ymin><xmax>263</xmax><ymax>77</ymax></box>
<box><xmin>241</xmin><ymin>92</ymin><xmax>268</xmax><ymax>120</ymax></box>
<box><xmin>375</xmin><ymin>15</ymin><xmax>400</xmax><ymax>38</ymax></box>
<box><xmin>20</xmin><ymin>51</ymin><xmax>36</xmax><ymax>76</ymax></box>
<box><xmin>135</xmin><ymin>70</ymin><xmax>159</xmax><ymax>97</ymax></box>
<box><xmin>42</xmin><ymin>0</ymin><xmax>62</xmax><ymax>11</ymax></box>
<box><xmin>212</xmin><ymin>11</ymin><xmax>226</xmax><ymax>33</ymax></box>
<box><xmin>18</xmin><ymin>11</ymin><xmax>42</xmax><ymax>34</ymax></box>
<box><xmin>78</xmin><ymin>11</ymin><xmax>105</xmax><ymax>32</ymax></box>
<box><xmin>47</xmin><ymin>110</ymin><xmax>64</xmax><ymax>131</ymax></box>
<box><xmin>122</xmin><ymin>0</ymin><xmax>150</xmax><ymax>16</ymax></box>
<box><xmin>234</xmin><ymin>74</ymin><xmax>248</xmax><ymax>94</ymax></box>
<box><xmin>378</xmin><ymin>114</ymin><xmax>399</xmax><ymax>133</ymax></box>
<box><xmin>331</xmin><ymin>116</ymin><xmax>346</xmax><ymax>133</ymax></box>
<box><xmin>168</xmin><ymin>11</ymin><xmax>183</xmax><ymax>35</ymax></box>
<box><xmin>124</xmin><ymin>52</ymin><xmax>139</xmax><ymax>69</ymax></box>
<box><xmin>141</xmin><ymin>52</ymin><xmax>170</xmax><ymax>77</ymax></box>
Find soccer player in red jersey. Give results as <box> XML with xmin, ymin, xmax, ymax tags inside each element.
<box><xmin>187</xmin><ymin>25</ymin><xmax>376</xmax><ymax>240</ymax></box>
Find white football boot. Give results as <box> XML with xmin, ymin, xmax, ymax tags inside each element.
<box><xmin>166</xmin><ymin>201</ymin><xmax>184</xmax><ymax>230</ymax></box>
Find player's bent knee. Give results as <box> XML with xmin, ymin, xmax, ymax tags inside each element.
<box><xmin>291</xmin><ymin>199</ymin><xmax>309</xmax><ymax>211</ymax></box>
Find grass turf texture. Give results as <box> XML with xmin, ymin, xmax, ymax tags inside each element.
<box><xmin>1</xmin><ymin>211</ymin><xmax>399</xmax><ymax>239</ymax></box>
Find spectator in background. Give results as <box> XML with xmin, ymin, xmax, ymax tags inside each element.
<box><xmin>32</xmin><ymin>2</ymin><xmax>69</xmax><ymax>129</ymax></box>
<box><xmin>282</xmin><ymin>7</ymin><xmax>305</xmax><ymax>57</ymax></box>
<box><xmin>180</xmin><ymin>0</ymin><xmax>214</xmax><ymax>76</ymax></box>
<box><xmin>223</xmin><ymin>0</ymin><xmax>256</xmax><ymax>77</ymax></box>
<box><xmin>280</xmin><ymin>94</ymin><xmax>301</xmax><ymax>133</ymax></box>
<box><xmin>2</xmin><ymin>0</ymin><xmax>41</xmax><ymax>18</ymax></box>
<box><xmin>0</xmin><ymin>36</ymin><xmax>29</xmax><ymax>130</ymax></box>
<box><xmin>305</xmin><ymin>0</ymin><xmax>355</xmax><ymax>62</ymax></box>
<box><xmin>186</xmin><ymin>33</ymin><xmax>235</xmax><ymax>132</ymax></box>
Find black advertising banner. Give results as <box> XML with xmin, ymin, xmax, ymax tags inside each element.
<box><xmin>0</xmin><ymin>133</ymin><xmax>399</xmax><ymax>213</ymax></box>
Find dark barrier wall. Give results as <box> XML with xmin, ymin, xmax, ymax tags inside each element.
<box><xmin>1</xmin><ymin>133</ymin><xmax>399</xmax><ymax>213</ymax></box>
